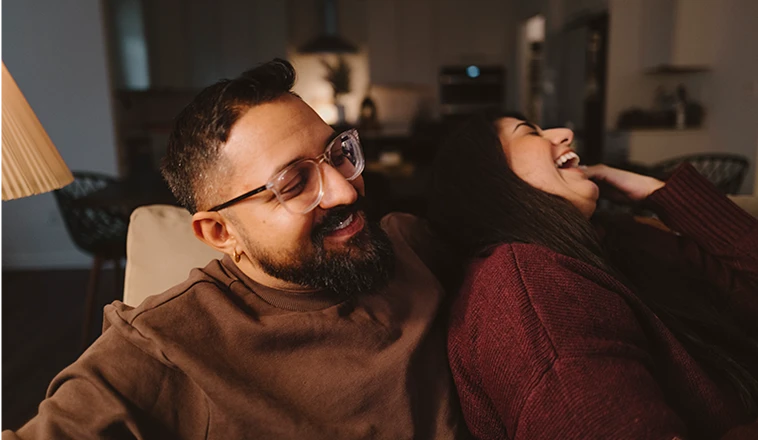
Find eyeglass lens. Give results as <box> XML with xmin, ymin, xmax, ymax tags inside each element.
<box><xmin>272</xmin><ymin>132</ymin><xmax>363</xmax><ymax>213</ymax></box>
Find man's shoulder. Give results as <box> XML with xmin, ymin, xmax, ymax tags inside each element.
<box><xmin>380</xmin><ymin>211</ymin><xmax>424</xmax><ymax>234</ymax></box>
<box><xmin>380</xmin><ymin>212</ymin><xmax>440</xmax><ymax>253</ymax></box>
<box><xmin>380</xmin><ymin>212</ymin><xmax>455</xmax><ymax>280</ymax></box>
<box><xmin>104</xmin><ymin>260</ymin><xmax>234</xmax><ymax>346</ymax></box>
<box><xmin>120</xmin><ymin>258</ymin><xmax>231</xmax><ymax>308</ymax></box>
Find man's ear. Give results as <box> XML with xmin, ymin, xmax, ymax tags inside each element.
<box><xmin>192</xmin><ymin>211</ymin><xmax>237</xmax><ymax>255</ymax></box>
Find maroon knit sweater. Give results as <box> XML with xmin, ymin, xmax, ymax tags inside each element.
<box><xmin>448</xmin><ymin>164</ymin><xmax>758</xmax><ymax>440</ymax></box>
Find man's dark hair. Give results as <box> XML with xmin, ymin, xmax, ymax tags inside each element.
<box><xmin>161</xmin><ymin>58</ymin><xmax>297</xmax><ymax>213</ymax></box>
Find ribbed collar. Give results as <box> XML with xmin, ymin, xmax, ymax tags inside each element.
<box><xmin>220</xmin><ymin>255</ymin><xmax>346</xmax><ymax>312</ymax></box>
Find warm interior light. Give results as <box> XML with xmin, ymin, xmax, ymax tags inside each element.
<box><xmin>288</xmin><ymin>50</ymin><xmax>370</xmax><ymax>125</ymax></box>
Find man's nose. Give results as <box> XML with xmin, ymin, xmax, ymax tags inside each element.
<box><xmin>318</xmin><ymin>163</ymin><xmax>358</xmax><ymax>210</ymax></box>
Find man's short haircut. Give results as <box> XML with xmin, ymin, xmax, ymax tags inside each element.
<box><xmin>161</xmin><ymin>58</ymin><xmax>297</xmax><ymax>213</ymax></box>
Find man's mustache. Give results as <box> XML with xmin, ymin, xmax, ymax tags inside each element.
<box><xmin>312</xmin><ymin>196</ymin><xmax>368</xmax><ymax>242</ymax></box>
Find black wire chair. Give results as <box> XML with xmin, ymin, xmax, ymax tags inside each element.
<box><xmin>53</xmin><ymin>171</ymin><xmax>129</xmax><ymax>350</ymax></box>
<box><xmin>649</xmin><ymin>153</ymin><xmax>749</xmax><ymax>194</ymax></box>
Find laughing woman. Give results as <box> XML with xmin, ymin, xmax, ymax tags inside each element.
<box><xmin>428</xmin><ymin>113</ymin><xmax>758</xmax><ymax>440</ymax></box>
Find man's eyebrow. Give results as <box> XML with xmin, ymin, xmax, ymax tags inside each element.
<box><xmin>513</xmin><ymin>121</ymin><xmax>538</xmax><ymax>133</ymax></box>
<box><xmin>271</xmin><ymin>131</ymin><xmax>339</xmax><ymax>175</ymax></box>
<box><xmin>272</xmin><ymin>155</ymin><xmax>306</xmax><ymax>176</ymax></box>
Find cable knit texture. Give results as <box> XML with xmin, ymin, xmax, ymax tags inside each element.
<box><xmin>448</xmin><ymin>164</ymin><xmax>758</xmax><ymax>440</ymax></box>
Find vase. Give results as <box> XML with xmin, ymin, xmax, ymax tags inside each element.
<box><xmin>335</xmin><ymin>102</ymin><xmax>346</xmax><ymax>125</ymax></box>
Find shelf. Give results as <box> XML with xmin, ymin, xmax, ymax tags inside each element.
<box><xmin>644</xmin><ymin>65</ymin><xmax>711</xmax><ymax>75</ymax></box>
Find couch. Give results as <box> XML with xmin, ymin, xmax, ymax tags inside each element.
<box><xmin>123</xmin><ymin>204</ymin><xmax>222</xmax><ymax>306</ymax></box>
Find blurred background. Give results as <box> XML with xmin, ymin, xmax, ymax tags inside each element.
<box><xmin>4</xmin><ymin>0</ymin><xmax>758</xmax><ymax>268</ymax></box>
<box><xmin>3</xmin><ymin>0</ymin><xmax>757</xmax><ymax>430</ymax></box>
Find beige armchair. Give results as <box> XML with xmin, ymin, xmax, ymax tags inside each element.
<box><xmin>730</xmin><ymin>195</ymin><xmax>758</xmax><ymax>219</ymax></box>
<box><xmin>124</xmin><ymin>205</ymin><xmax>222</xmax><ymax>307</ymax></box>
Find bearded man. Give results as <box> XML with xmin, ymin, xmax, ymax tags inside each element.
<box><xmin>3</xmin><ymin>60</ymin><xmax>469</xmax><ymax>440</ymax></box>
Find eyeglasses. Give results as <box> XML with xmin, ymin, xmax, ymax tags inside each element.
<box><xmin>208</xmin><ymin>129</ymin><xmax>365</xmax><ymax>214</ymax></box>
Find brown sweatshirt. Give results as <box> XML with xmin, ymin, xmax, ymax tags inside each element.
<box><xmin>4</xmin><ymin>213</ymin><xmax>469</xmax><ymax>440</ymax></box>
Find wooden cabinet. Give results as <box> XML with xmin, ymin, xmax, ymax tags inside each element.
<box><xmin>640</xmin><ymin>0</ymin><xmax>715</xmax><ymax>72</ymax></box>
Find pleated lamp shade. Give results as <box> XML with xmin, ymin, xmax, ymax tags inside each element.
<box><xmin>2</xmin><ymin>62</ymin><xmax>73</xmax><ymax>201</ymax></box>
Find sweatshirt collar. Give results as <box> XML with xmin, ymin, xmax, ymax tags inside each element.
<box><xmin>220</xmin><ymin>255</ymin><xmax>345</xmax><ymax>312</ymax></box>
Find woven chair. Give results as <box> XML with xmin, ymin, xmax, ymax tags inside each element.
<box><xmin>53</xmin><ymin>171</ymin><xmax>129</xmax><ymax>350</ymax></box>
<box><xmin>650</xmin><ymin>153</ymin><xmax>749</xmax><ymax>194</ymax></box>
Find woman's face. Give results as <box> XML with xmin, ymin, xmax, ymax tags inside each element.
<box><xmin>496</xmin><ymin>117</ymin><xmax>599</xmax><ymax>218</ymax></box>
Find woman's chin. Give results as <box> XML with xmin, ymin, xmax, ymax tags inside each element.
<box><xmin>569</xmin><ymin>181</ymin><xmax>600</xmax><ymax>219</ymax></box>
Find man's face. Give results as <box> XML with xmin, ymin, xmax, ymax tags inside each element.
<box><xmin>214</xmin><ymin>95</ymin><xmax>394</xmax><ymax>295</ymax></box>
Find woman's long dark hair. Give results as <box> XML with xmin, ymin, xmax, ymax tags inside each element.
<box><xmin>428</xmin><ymin>113</ymin><xmax>758</xmax><ymax>417</ymax></box>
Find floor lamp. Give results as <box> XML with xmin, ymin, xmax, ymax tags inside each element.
<box><xmin>2</xmin><ymin>62</ymin><xmax>73</xmax><ymax>200</ymax></box>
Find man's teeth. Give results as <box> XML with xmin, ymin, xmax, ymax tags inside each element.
<box><xmin>333</xmin><ymin>213</ymin><xmax>354</xmax><ymax>231</ymax></box>
<box><xmin>554</xmin><ymin>151</ymin><xmax>580</xmax><ymax>168</ymax></box>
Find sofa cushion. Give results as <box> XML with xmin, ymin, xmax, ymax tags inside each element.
<box><xmin>729</xmin><ymin>195</ymin><xmax>758</xmax><ymax>218</ymax></box>
<box><xmin>124</xmin><ymin>204</ymin><xmax>223</xmax><ymax>307</ymax></box>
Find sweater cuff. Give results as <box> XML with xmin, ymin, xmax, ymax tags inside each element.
<box><xmin>645</xmin><ymin>163</ymin><xmax>757</xmax><ymax>246</ymax></box>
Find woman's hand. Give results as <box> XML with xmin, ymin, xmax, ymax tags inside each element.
<box><xmin>583</xmin><ymin>164</ymin><xmax>665</xmax><ymax>202</ymax></box>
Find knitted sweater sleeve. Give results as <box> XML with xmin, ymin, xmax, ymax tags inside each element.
<box><xmin>451</xmin><ymin>245</ymin><xmax>688</xmax><ymax>440</ymax></box>
<box><xmin>644</xmin><ymin>163</ymin><xmax>758</xmax><ymax>331</ymax></box>
<box><xmin>452</xmin><ymin>243</ymin><xmax>758</xmax><ymax>439</ymax></box>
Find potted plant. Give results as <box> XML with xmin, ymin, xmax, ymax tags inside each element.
<box><xmin>321</xmin><ymin>56</ymin><xmax>351</xmax><ymax>124</ymax></box>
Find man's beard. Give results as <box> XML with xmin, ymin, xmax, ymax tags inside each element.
<box><xmin>243</xmin><ymin>197</ymin><xmax>395</xmax><ymax>298</ymax></box>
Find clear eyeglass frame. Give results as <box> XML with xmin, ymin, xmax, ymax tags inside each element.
<box><xmin>207</xmin><ymin>129</ymin><xmax>364</xmax><ymax>214</ymax></box>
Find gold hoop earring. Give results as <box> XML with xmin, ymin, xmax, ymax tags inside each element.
<box><xmin>233</xmin><ymin>250</ymin><xmax>241</xmax><ymax>263</ymax></box>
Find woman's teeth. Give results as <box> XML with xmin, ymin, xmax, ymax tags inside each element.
<box><xmin>554</xmin><ymin>151</ymin><xmax>580</xmax><ymax>169</ymax></box>
<box><xmin>333</xmin><ymin>213</ymin><xmax>354</xmax><ymax>231</ymax></box>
